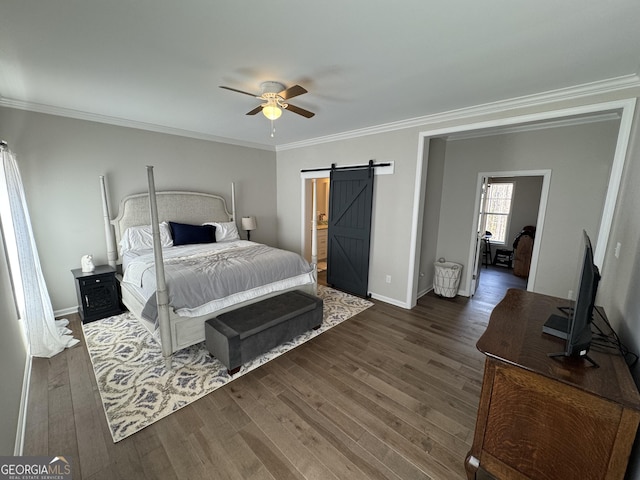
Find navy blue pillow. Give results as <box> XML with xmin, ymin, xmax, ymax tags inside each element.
<box><xmin>169</xmin><ymin>222</ymin><xmax>216</xmax><ymax>246</ymax></box>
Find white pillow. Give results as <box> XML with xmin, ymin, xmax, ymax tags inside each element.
<box><xmin>203</xmin><ymin>221</ymin><xmax>240</xmax><ymax>242</ymax></box>
<box><xmin>119</xmin><ymin>222</ymin><xmax>173</xmax><ymax>253</ymax></box>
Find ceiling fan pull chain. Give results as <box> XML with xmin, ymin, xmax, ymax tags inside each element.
<box><xmin>270</xmin><ymin>119</ymin><xmax>276</xmax><ymax>138</ymax></box>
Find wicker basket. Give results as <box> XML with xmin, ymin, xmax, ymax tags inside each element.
<box><xmin>433</xmin><ymin>261</ymin><xmax>462</xmax><ymax>298</ymax></box>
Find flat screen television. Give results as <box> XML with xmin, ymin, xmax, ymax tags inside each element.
<box><xmin>543</xmin><ymin>230</ymin><xmax>601</xmax><ymax>367</ymax></box>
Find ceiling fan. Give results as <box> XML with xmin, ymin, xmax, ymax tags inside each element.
<box><xmin>219</xmin><ymin>81</ymin><xmax>315</xmax><ymax>120</ymax></box>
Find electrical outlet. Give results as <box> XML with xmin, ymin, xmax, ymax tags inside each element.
<box><xmin>385</xmin><ymin>275</ymin><xmax>392</xmax><ymax>284</ymax></box>
<box><xmin>615</xmin><ymin>242</ymin><xmax>621</xmax><ymax>259</ymax></box>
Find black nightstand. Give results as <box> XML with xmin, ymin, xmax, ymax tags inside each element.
<box><xmin>71</xmin><ymin>265</ymin><xmax>123</xmax><ymax>323</ymax></box>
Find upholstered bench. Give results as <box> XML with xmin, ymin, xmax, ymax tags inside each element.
<box><xmin>205</xmin><ymin>290</ymin><xmax>323</xmax><ymax>375</ymax></box>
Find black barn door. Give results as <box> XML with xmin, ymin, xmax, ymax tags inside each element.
<box><xmin>326</xmin><ymin>167</ymin><xmax>374</xmax><ymax>297</ymax></box>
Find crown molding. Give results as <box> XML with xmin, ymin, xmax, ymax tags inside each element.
<box><xmin>446</xmin><ymin>112</ymin><xmax>621</xmax><ymax>141</ymax></box>
<box><xmin>2</xmin><ymin>74</ymin><xmax>638</xmax><ymax>153</ymax></box>
<box><xmin>0</xmin><ymin>97</ymin><xmax>275</xmax><ymax>152</ymax></box>
<box><xmin>277</xmin><ymin>74</ymin><xmax>640</xmax><ymax>151</ymax></box>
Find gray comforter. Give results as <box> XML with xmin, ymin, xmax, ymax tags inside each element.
<box><xmin>122</xmin><ymin>240</ymin><xmax>315</xmax><ymax>322</ymax></box>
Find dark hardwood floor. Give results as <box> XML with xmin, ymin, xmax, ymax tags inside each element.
<box><xmin>472</xmin><ymin>265</ymin><xmax>527</xmax><ymax>304</ymax></box>
<box><xmin>24</xmin><ymin>267</ymin><xmax>525</xmax><ymax>479</ymax></box>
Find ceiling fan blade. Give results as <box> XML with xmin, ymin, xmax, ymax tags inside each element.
<box><xmin>246</xmin><ymin>105</ymin><xmax>263</xmax><ymax>115</ymax></box>
<box><xmin>219</xmin><ymin>85</ymin><xmax>260</xmax><ymax>98</ymax></box>
<box><xmin>285</xmin><ymin>103</ymin><xmax>315</xmax><ymax>118</ymax></box>
<box><xmin>279</xmin><ymin>84</ymin><xmax>307</xmax><ymax>100</ymax></box>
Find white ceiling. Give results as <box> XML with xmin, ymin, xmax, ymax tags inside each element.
<box><xmin>2</xmin><ymin>1</ymin><xmax>640</xmax><ymax>149</ymax></box>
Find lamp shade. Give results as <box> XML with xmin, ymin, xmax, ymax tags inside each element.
<box><xmin>241</xmin><ymin>216</ymin><xmax>257</xmax><ymax>231</ymax></box>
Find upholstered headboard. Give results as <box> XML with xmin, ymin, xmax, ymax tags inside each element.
<box><xmin>110</xmin><ymin>191</ymin><xmax>233</xmax><ymax>260</ymax></box>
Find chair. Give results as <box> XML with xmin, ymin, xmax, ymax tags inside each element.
<box><xmin>482</xmin><ymin>232</ymin><xmax>493</xmax><ymax>267</ymax></box>
<box><xmin>513</xmin><ymin>226</ymin><xmax>535</xmax><ymax>278</ymax></box>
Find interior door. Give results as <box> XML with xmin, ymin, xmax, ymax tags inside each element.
<box><xmin>326</xmin><ymin>167</ymin><xmax>374</xmax><ymax>297</ymax></box>
<box><xmin>471</xmin><ymin>177</ymin><xmax>489</xmax><ymax>296</ymax></box>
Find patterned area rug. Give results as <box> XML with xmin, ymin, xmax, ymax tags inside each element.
<box><xmin>82</xmin><ymin>285</ymin><xmax>372</xmax><ymax>442</ymax></box>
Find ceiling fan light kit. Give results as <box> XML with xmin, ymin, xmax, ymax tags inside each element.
<box><xmin>262</xmin><ymin>103</ymin><xmax>282</xmax><ymax>120</ymax></box>
<box><xmin>260</xmin><ymin>83</ymin><xmax>286</xmax><ymax>120</ymax></box>
<box><xmin>219</xmin><ymin>80</ymin><xmax>315</xmax><ymax>134</ymax></box>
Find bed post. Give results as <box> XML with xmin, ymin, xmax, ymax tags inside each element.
<box><xmin>146</xmin><ymin>166</ymin><xmax>173</xmax><ymax>369</ymax></box>
<box><xmin>99</xmin><ymin>175</ymin><xmax>118</xmax><ymax>268</ymax></box>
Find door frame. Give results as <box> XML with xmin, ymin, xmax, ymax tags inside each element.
<box><xmin>467</xmin><ymin>170</ymin><xmax>551</xmax><ymax>295</ymax></box>
<box><xmin>470</xmin><ymin>176</ymin><xmax>489</xmax><ymax>296</ymax></box>
<box><xmin>409</xmin><ymin>98</ymin><xmax>637</xmax><ymax>307</ymax></box>
<box><xmin>300</xmin><ymin>163</ymin><xmax>394</xmax><ymax>261</ymax></box>
<box><xmin>300</xmin><ymin>172</ymin><xmax>329</xmax><ymax>262</ymax></box>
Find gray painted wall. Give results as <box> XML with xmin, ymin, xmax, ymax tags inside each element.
<box><xmin>437</xmin><ymin>121</ymin><xmax>619</xmax><ymax>297</ymax></box>
<box><xmin>277</xmin><ymin>114</ymin><xmax>623</xmax><ymax>307</ymax></box>
<box><xmin>0</xmin><ymin>107</ymin><xmax>277</xmax><ymax>313</ymax></box>
<box><xmin>597</xmin><ymin>105</ymin><xmax>640</xmax><ymax>477</ymax></box>
<box><xmin>277</xmin><ymin>128</ymin><xmax>420</xmax><ymax>305</ymax></box>
<box><xmin>418</xmin><ymin>138</ymin><xmax>446</xmax><ymax>295</ymax></box>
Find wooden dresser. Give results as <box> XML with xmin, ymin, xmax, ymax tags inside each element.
<box><xmin>466</xmin><ymin>289</ymin><xmax>640</xmax><ymax>480</ymax></box>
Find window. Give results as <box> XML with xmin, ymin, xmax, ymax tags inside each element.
<box><xmin>483</xmin><ymin>182</ymin><xmax>514</xmax><ymax>244</ymax></box>
<box><xmin>0</xmin><ymin>160</ymin><xmax>24</xmax><ymax>318</ymax></box>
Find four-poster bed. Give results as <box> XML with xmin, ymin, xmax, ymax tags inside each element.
<box><xmin>100</xmin><ymin>167</ymin><xmax>317</xmax><ymax>367</ymax></box>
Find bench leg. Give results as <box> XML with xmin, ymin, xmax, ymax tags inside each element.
<box><xmin>227</xmin><ymin>366</ymin><xmax>241</xmax><ymax>376</ymax></box>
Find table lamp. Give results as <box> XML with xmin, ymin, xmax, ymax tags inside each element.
<box><xmin>241</xmin><ymin>216</ymin><xmax>257</xmax><ymax>241</ymax></box>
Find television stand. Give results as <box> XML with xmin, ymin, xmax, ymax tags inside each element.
<box><xmin>547</xmin><ymin>350</ymin><xmax>600</xmax><ymax>368</ymax></box>
<box><xmin>465</xmin><ymin>289</ymin><xmax>640</xmax><ymax>480</ymax></box>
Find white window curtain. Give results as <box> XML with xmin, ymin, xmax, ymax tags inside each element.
<box><xmin>0</xmin><ymin>144</ymin><xmax>78</xmax><ymax>357</ymax></box>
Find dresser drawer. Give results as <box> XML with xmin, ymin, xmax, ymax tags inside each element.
<box><xmin>79</xmin><ymin>274</ymin><xmax>116</xmax><ymax>288</ymax></box>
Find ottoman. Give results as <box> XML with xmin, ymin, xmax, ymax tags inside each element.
<box><xmin>205</xmin><ymin>289</ymin><xmax>323</xmax><ymax>375</ymax></box>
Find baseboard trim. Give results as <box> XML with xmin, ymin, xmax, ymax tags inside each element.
<box><xmin>417</xmin><ymin>286</ymin><xmax>432</xmax><ymax>299</ymax></box>
<box><xmin>54</xmin><ymin>306</ymin><xmax>79</xmax><ymax>318</ymax></box>
<box><xmin>369</xmin><ymin>292</ymin><xmax>410</xmax><ymax>309</ymax></box>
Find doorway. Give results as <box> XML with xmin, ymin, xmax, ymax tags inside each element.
<box><xmin>473</xmin><ymin>264</ymin><xmax>528</xmax><ymax>303</ymax></box>
<box><xmin>408</xmin><ymin>99</ymin><xmax>635</xmax><ymax>308</ymax></box>
<box><xmin>300</xmin><ymin>162</ymin><xmax>394</xmax><ymax>294</ymax></box>
<box><xmin>469</xmin><ymin>172</ymin><xmax>548</xmax><ymax>296</ymax></box>
<box><xmin>302</xmin><ymin>176</ymin><xmax>330</xmax><ymax>269</ymax></box>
